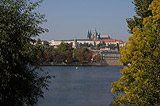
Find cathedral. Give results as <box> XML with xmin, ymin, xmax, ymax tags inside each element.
<box><xmin>87</xmin><ymin>28</ymin><xmax>110</xmax><ymax>40</ymax></box>
<box><xmin>49</xmin><ymin>28</ymin><xmax>123</xmax><ymax>49</ymax></box>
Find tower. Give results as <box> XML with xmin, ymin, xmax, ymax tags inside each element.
<box><xmin>87</xmin><ymin>30</ymin><xmax>92</xmax><ymax>39</ymax></box>
<box><xmin>87</xmin><ymin>30</ymin><xmax>90</xmax><ymax>39</ymax></box>
<box><xmin>93</xmin><ymin>28</ymin><xmax>98</xmax><ymax>40</ymax></box>
<box><xmin>73</xmin><ymin>38</ymin><xmax>78</xmax><ymax>48</ymax></box>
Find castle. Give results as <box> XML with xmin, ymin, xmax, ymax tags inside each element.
<box><xmin>87</xmin><ymin>28</ymin><xmax>110</xmax><ymax>40</ymax></box>
<box><xmin>49</xmin><ymin>28</ymin><xmax>124</xmax><ymax>49</ymax></box>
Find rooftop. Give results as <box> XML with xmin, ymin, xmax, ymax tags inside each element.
<box><xmin>96</xmin><ymin>39</ymin><xmax>123</xmax><ymax>42</ymax></box>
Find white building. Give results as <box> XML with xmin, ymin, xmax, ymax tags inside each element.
<box><xmin>49</xmin><ymin>29</ymin><xmax>124</xmax><ymax>48</ymax></box>
<box><xmin>99</xmin><ymin>35</ymin><xmax>110</xmax><ymax>39</ymax></box>
<box><xmin>49</xmin><ymin>38</ymin><xmax>124</xmax><ymax>48</ymax></box>
<box><xmin>49</xmin><ymin>39</ymin><xmax>96</xmax><ymax>48</ymax></box>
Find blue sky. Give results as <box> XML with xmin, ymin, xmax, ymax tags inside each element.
<box><xmin>37</xmin><ymin>0</ymin><xmax>135</xmax><ymax>41</ymax></box>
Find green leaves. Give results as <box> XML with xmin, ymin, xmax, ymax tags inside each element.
<box><xmin>111</xmin><ymin>0</ymin><xmax>160</xmax><ymax>105</ymax></box>
<box><xmin>127</xmin><ymin>0</ymin><xmax>152</xmax><ymax>34</ymax></box>
<box><xmin>0</xmin><ymin>0</ymin><xmax>49</xmax><ymax>105</ymax></box>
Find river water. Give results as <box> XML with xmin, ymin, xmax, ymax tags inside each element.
<box><xmin>38</xmin><ymin>66</ymin><xmax>123</xmax><ymax>106</ymax></box>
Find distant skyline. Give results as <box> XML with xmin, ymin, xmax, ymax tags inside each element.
<box><xmin>37</xmin><ymin>0</ymin><xmax>135</xmax><ymax>41</ymax></box>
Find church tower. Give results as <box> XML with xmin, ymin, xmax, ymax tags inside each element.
<box><xmin>87</xmin><ymin>30</ymin><xmax>92</xmax><ymax>39</ymax></box>
<box><xmin>93</xmin><ymin>28</ymin><xmax>98</xmax><ymax>40</ymax></box>
<box><xmin>73</xmin><ymin>38</ymin><xmax>78</xmax><ymax>48</ymax></box>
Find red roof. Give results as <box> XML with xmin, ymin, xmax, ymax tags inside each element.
<box><xmin>97</xmin><ymin>39</ymin><xmax>123</xmax><ymax>42</ymax></box>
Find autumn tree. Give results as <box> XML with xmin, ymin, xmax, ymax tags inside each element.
<box><xmin>0</xmin><ymin>0</ymin><xmax>49</xmax><ymax>105</ymax></box>
<box><xmin>52</xmin><ymin>50</ymin><xmax>66</xmax><ymax>63</ymax></box>
<box><xmin>35</xmin><ymin>44</ymin><xmax>45</xmax><ymax>64</ymax></box>
<box><xmin>64</xmin><ymin>51</ymin><xmax>73</xmax><ymax>63</ymax></box>
<box><xmin>110</xmin><ymin>0</ymin><xmax>160</xmax><ymax>105</ymax></box>
<box><xmin>44</xmin><ymin>49</ymin><xmax>50</xmax><ymax>63</ymax></box>
<box><xmin>93</xmin><ymin>54</ymin><xmax>101</xmax><ymax>63</ymax></box>
<box><xmin>37</xmin><ymin>50</ymin><xmax>43</xmax><ymax>63</ymax></box>
<box><xmin>51</xmin><ymin>43</ymin><xmax>74</xmax><ymax>63</ymax></box>
<box><xmin>126</xmin><ymin>0</ymin><xmax>152</xmax><ymax>33</ymax></box>
<box><xmin>72</xmin><ymin>49</ymin><xmax>79</xmax><ymax>62</ymax></box>
<box><xmin>77</xmin><ymin>47</ymin><xmax>93</xmax><ymax>64</ymax></box>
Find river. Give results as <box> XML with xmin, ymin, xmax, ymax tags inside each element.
<box><xmin>38</xmin><ymin>66</ymin><xmax>123</xmax><ymax>106</ymax></box>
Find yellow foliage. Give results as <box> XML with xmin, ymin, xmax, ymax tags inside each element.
<box><xmin>111</xmin><ymin>88</ymin><xmax>115</xmax><ymax>93</ymax></box>
<box><xmin>111</xmin><ymin>0</ymin><xmax>160</xmax><ymax>105</ymax></box>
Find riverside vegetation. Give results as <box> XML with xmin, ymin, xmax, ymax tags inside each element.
<box><xmin>0</xmin><ymin>0</ymin><xmax>50</xmax><ymax>105</ymax></box>
<box><xmin>35</xmin><ymin>41</ymin><xmax>101</xmax><ymax>65</ymax></box>
<box><xmin>110</xmin><ymin>0</ymin><xmax>160</xmax><ymax>105</ymax></box>
<box><xmin>0</xmin><ymin>0</ymin><xmax>100</xmax><ymax>104</ymax></box>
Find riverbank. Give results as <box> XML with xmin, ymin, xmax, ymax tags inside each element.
<box><xmin>40</xmin><ymin>62</ymin><xmax>124</xmax><ymax>67</ymax></box>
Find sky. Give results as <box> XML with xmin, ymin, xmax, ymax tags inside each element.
<box><xmin>37</xmin><ymin>0</ymin><xmax>135</xmax><ymax>42</ymax></box>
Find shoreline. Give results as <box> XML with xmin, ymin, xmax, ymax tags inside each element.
<box><xmin>40</xmin><ymin>64</ymin><xmax>124</xmax><ymax>67</ymax></box>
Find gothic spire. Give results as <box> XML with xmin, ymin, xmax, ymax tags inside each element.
<box><xmin>87</xmin><ymin>30</ymin><xmax>91</xmax><ymax>39</ymax></box>
<box><xmin>94</xmin><ymin>28</ymin><xmax>97</xmax><ymax>33</ymax></box>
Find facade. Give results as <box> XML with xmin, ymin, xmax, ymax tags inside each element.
<box><xmin>87</xmin><ymin>28</ymin><xmax>110</xmax><ymax>40</ymax></box>
<box><xmin>31</xmin><ymin>40</ymin><xmax>49</xmax><ymax>45</ymax></box>
<box><xmin>49</xmin><ymin>39</ymin><xmax>124</xmax><ymax>49</ymax></box>
<box><xmin>49</xmin><ymin>28</ymin><xmax>124</xmax><ymax>49</ymax></box>
<box><xmin>49</xmin><ymin>40</ymin><xmax>66</xmax><ymax>46</ymax></box>
<box><xmin>49</xmin><ymin>39</ymin><xmax>96</xmax><ymax>48</ymax></box>
<box><xmin>96</xmin><ymin>39</ymin><xmax>123</xmax><ymax>45</ymax></box>
<box><xmin>100</xmin><ymin>35</ymin><xmax>110</xmax><ymax>39</ymax></box>
<box><xmin>41</xmin><ymin>41</ymin><xmax>49</xmax><ymax>45</ymax></box>
<box><xmin>93</xmin><ymin>50</ymin><xmax>123</xmax><ymax>66</ymax></box>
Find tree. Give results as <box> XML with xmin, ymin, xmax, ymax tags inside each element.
<box><xmin>58</xmin><ymin>42</ymin><xmax>73</xmax><ymax>52</ymax></box>
<box><xmin>37</xmin><ymin>50</ymin><xmax>43</xmax><ymax>63</ymax></box>
<box><xmin>106</xmin><ymin>44</ymin><xmax>117</xmax><ymax>50</ymax></box>
<box><xmin>126</xmin><ymin>0</ymin><xmax>152</xmax><ymax>33</ymax></box>
<box><xmin>96</xmin><ymin>42</ymin><xmax>106</xmax><ymax>50</ymax></box>
<box><xmin>72</xmin><ymin>49</ymin><xmax>79</xmax><ymax>62</ymax></box>
<box><xmin>64</xmin><ymin>51</ymin><xmax>73</xmax><ymax>63</ymax></box>
<box><xmin>93</xmin><ymin>54</ymin><xmax>101</xmax><ymax>63</ymax></box>
<box><xmin>52</xmin><ymin>50</ymin><xmax>66</xmax><ymax>63</ymax></box>
<box><xmin>44</xmin><ymin>49</ymin><xmax>50</xmax><ymax>63</ymax></box>
<box><xmin>110</xmin><ymin>0</ymin><xmax>160</xmax><ymax>105</ymax></box>
<box><xmin>0</xmin><ymin>0</ymin><xmax>49</xmax><ymax>105</ymax></box>
<box><xmin>77</xmin><ymin>47</ymin><xmax>92</xmax><ymax>64</ymax></box>
<box><xmin>37</xmin><ymin>38</ymin><xmax>42</xmax><ymax>45</ymax></box>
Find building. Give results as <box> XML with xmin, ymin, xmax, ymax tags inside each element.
<box><xmin>49</xmin><ymin>40</ymin><xmax>73</xmax><ymax>46</ymax></box>
<box><xmin>100</xmin><ymin>50</ymin><xmax>123</xmax><ymax>65</ymax></box>
<box><xmin>49</xmin><ymin>28</ymin><xmax>124</xmax><ymax>49</ymax></box>
<box><xmin>87</xmin><ymin>28</ymin><xmax>110</xmax><ymax>40</ymax></box>
<box><xmin>49</xmin><ymin>39</ymin><xmax>96</xmax><ymax>48</ymax></box>
<box><xmin>99</xmin><ymin>35</ymin><xmax>110</xmax><ymax>39</ymax></box>
<box><xmin>96</xmin><ymin>39</ymin><xmax>123</xmax><ymax>45</ymax></box>
<box><xmin>31</xmin><ymin>40</ymin><xmax>49</xmax><ymax>45</ymax></box>
<box><xmin>41</xmin><ymin>40</ymin><xmax>49</xmax><ymax>45</ymax></box>
<box><xmin>92</xmin><ymin>50</ymin><xmax>123</xmax><ymax>66</ymax></box>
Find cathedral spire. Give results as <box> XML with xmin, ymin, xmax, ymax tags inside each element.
<box><xmin>90</xmin><ymin>30</ymin><xmax>92</xmax><ymax>35</ymax></box>
<box><xmin>93</xmin><ymin>28</ymin><xmax>98</xmax><ymax>40</ymax></box>
<box><xmin>87</xmin><ymin>30</ymin><xmax>91</xmax><ymax>39</ymax></box>
<box><xmin>94</xmin><ymin>28</ymin><xmax>97</xmax><ymax>33</ymax></box>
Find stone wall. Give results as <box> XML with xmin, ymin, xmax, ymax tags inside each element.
<box><xmin>94</xmin><ymin>50</ymin><xmax>123</xmax><ymax>66</ymax></box>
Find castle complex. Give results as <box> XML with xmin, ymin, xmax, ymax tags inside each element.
<box><xmin>36</xmin><ymin>28</ymin><xmax>125</xmax><ymax>66</ymax></box>
<box><xmin>87</xmin><ymin>28</ymin><xmax>110</xmax><ymax>40</ymax></box>
<box><xmin>49</xmin><ymin>28</ymin><xmax>125</xmax><ymax>50</ymax></box>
